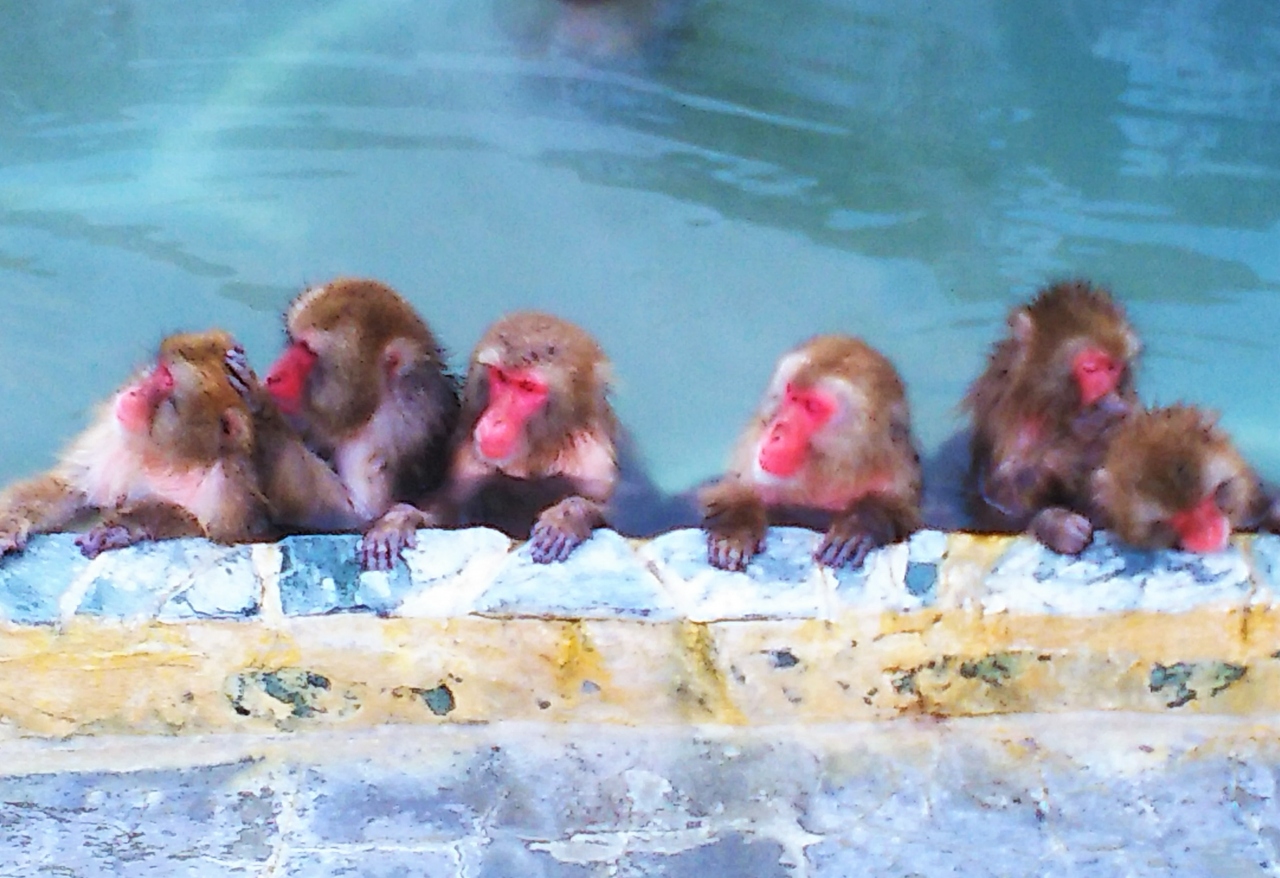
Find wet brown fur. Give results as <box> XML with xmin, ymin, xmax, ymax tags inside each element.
<box><xmin>447</xmin><ymin>312</ymin><xmax>619</xmax><ymax>555</ymax></box>
<box><xmin>282</xmin><ymin>277</ymin><xmax>460</xmax><ymax>510</ymax></box>
<box><xmin>701</xmin><ymin>334</ymin><xmax>922</xmax><ymax>570</ymax></box>
<box><xmin>964</xmin><ymin>280</ymin><xmax>1139</xmax><ymax>545</ymax></box>
<box><xmin>1092</xmin><ymin>404</ymin><xmax>1265</xmax><ymax>548</ymax></box>
<box><xmin>0</xmin><ymin>330</ymin><xmax>270</xmax><ymax>556</ymax></box>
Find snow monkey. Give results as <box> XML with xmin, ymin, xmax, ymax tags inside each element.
<box><xmin>700</xmin><ymin>334</ymin><xmax>922</xmax><ymax>571</ymax></box>
<box><xmin>965</xmin><ymin>280</ymin><xmax>1140</xmax><ymax>554</ymax></box>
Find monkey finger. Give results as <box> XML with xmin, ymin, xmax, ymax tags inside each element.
<box><xmin>76</xmin><ymin>524</ymin><xmax>134</xmax><ymax>559</ymax></box>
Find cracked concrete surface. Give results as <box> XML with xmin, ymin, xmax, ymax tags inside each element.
<box><xmin>0</xmin><ymin>714</ymin><xmax>1276</xmax><ymax>876</ymax></box>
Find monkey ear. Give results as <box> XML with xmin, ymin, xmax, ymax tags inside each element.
<box><xmin>1010</xmin><ymin>308</ymin><xmax>1034</xmax><ymax>346</ymax></box>
<box><xmin>381</xmin><ymin>337</ymin><xmax>423</xmax><ymax>383</ymax></box>
<box><xmin>220</xmin><ymin>407</ymin><xmax>253</xmax><ymax>451</ymax></box>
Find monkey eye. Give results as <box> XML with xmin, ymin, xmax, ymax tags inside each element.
<box><xmin>1213</xmin><ymin>480</ymin><xmax>1238</xmax><ymax>511</ymax></box>
<box><xmin>1076</xmin><ymin>351</ymin><xmax>1118</xmax><ymax>376</ymax></box>
<box><xmin>516</xmin><ymin>375</ymin><xmax>546</xmax><ymax>395</ymax></box>
<box><xmin>785</xmin><ymin>384</ymin><xmax>837</xmax><ymax>423</ymax></box>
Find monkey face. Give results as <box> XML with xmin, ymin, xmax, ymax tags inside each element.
<box><xmin>116</xmin><ymin>333</ymin><xmax>254</xmax><ymax>467</ymax></box>
<box><xmin>1095</xmin><ymin>406</ymin><xmax>1256</xmax><ymax>553</ymax></box>
<box><xmin>473</xmin><ymin>365</ymin><xmax>550</xmax><ymax>463</ymax></box>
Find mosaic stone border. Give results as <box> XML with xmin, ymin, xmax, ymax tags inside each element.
<box><xmin>0</xmin><ymin>527</ymin><xmax>1278</xmax><ymax>736</ymax></box>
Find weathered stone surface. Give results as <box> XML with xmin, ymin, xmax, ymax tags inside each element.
<box><xmin>0</xmin><ymin>717</ymin><xmax>1275</xmax><ymax>877</ymax></box>
<box><xmin>0</xmin><ymin>533</ymin><xmax>86</xmax><ymax>624</ymax></box>
<box><xmin>642</xmin><ymin>527</ymin><xmax>826</xmax><ymax>620</ymax></box>
<box><xmin>74</xmin><ymin>540</ymin><xmax>259</xmax><ymax>620</ymax></box>
<box><xmin>396</xmin><ymin>527</ymin><xmax>514</xmax><ymax>617</ymax></box>
<box><xmin>831</xmin><ymin>529</ymin><xmax>945</xmax><ymax>612</ymax></box>
<box><xmin>982</xmin><ymin>531</ymin><xmax>1253</xmax><ymax>615</ymax></box>
<box><xmin>478</xmin><ymin>529</ymin><xmax>674</xmax><ymax>619</ymax></box>
<box><xmin>277</xmin><ymin>534</ymin><xmax>407</xmax><ymax>616</ymax></box>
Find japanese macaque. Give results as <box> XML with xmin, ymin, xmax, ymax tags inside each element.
<box><xmin>382</xmin><ymin>311</ymin><xmax>619</xmax><ymax>563</ymax></box>
<box><xmin>0</xmin><ymin>331</ymin><xmax>271</xmax><ymax>558</ymax></box>
<box><xmin>965</xmin><ymin>280</ymin><xmax>1140</xmax><ymax>555</ymax></box>
<box><xmin>700</xmin><ymin>335</ymin><xmax>923</xmax><ymax>571</ymax></box>
<box><xmin>1091</xmin><ymin>405</ymin><xmax>1280</xmax><ymax>551</ymax></box>
<box><xmin>249</xmin><ymin>278</ymin><xmax>460</xmax><ymax>570</ymax></box>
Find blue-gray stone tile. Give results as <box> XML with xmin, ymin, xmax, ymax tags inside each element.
<box><xmin>277</xmin><ymin>534</ymin><xmax>412</xmax><ymax>616</ymax></box>
<box><xmin>477</xmin><ymin>529</ymin><xmax>673</xmax><ymax>620</ymax></box>
<box><xmin>74</xmin><ymin>539</ymin><xmax>258</xmax><ymax>620</ymax></box>
<box><xmin>395</xmin><ymin>527</ymin><xmax>513</xmax><ymax>617</ymax></box>
<box><xmin>640</xmin><ymin>527</ymin><xmax>825</xmax><ymax>621</ymax></box>
<box><xmin>282</xmin><ymin>848</ymin><xmax>459</xmax><ymax>877</ymax></box>
<box><xmin>0</xmin><ymin>533</ymin><xmax>88</xmax><ymax>624</ymax></box>
<box><xmin>983</xmin><ymin>531</ymin><xmax>1253</xmax><ymax>615</ymax></box>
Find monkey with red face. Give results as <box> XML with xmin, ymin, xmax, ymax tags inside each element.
<box><xmin>451</xmin><ymin>311</ymin><xmax>618</xmax><ymax>561</ymax></box>
<box><xmin>965</xmin><ymin>280</ymin><xmax>1140</xmax><ymax>554</ymax></box>
<box><xmin>1091</xmin><ymin>405</ymin><xmax>1280</xmax><ymax>552</ymax></box>
<box><xmin>370</xmin><ymin>311</ymin><xmax>619</xmax><ymax>563</ymax></box>
<box><xmin>0</xmin><ymin>331</ymin><xmax>272</xmax><ymax>558</ymax></box>
<box><xmin>235</xmin><ymin>278</ymin><xmax>460</xmax><ymax>570</ymax></box>
<box><xmin>700</xmin><ymin>335</ymin><xmax>922</xmax><ymax>571</ymax></box>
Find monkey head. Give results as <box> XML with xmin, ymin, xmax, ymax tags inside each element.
<box><xmin>1092</xmin><ymin>405</ymin><xmax>1260</xmax><ymax>553</ymax></box>
<box><xmin>264</xmin><ymin>278</ymin><xmax>437</xmax><ymax>437</ymax></box>
<box><xmin>116</xmin><ymin>331</ymin><xmax>253</xmax><ymax>466</ymax></box>
<box><xmin>463</xmin><ymin>312</ymin><xmax>612</xmax><ymax>468</ymax></box>
<box><xmin>1010</xmin><ymin>281</ymin><xmax>1140</xmax><ymax>427</ymax></box>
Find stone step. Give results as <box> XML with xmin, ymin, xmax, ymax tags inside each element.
<box><xmin>0</xmin><ymin>527</ymin><xmax>1277</xmax><ymax>736</ymax></box>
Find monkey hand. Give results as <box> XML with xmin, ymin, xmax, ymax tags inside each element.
<box><xmin>816</xmin><ymin>499</ymin><xmax>907</xmax><ymax>569</ymax></box>
<box><xmin>529</xmin><ymin>496</ymin><xmax>600</xmax><ymax>564</ymax></box>
<box><xmin>358</xmin><ymin>503</ymin><xmax>431</xmax><ymax>571</ymax></box>
<box><xmin>1030</xmin><ymin>507</ymin><xmax>1093</xmax><ymax>555</ymax></box>
<box><xmin>76</xmin><ymin>521</ymin><xmax>147</xmax><ymax>558</ymax></box>
<box><xmin>0</xmin><ymin>520</ymin><xmax>31</xmax><ymax>556</ymax></box>
<box><xmin>700</xmin><ymin>481</ymin><xmax>767</xmax><ymax>571</ymax></box>
<box><xmin>224</xmin><ymin>345</ymin><xmax>266</xmax><ymax>414</ymax></box>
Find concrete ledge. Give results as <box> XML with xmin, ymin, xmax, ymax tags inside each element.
<box><xmin>1</xmin><ymin>527</ymin><xmax>1278</xmax><ymax>736</ymax></box>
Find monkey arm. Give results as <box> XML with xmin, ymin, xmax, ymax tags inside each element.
<box><xmin>358</xmin><ymin>502</ymin><xmax>448</xmax><ymax>572</ymax></box>
<box><xmin>529</xmin><ymin>495</ymin><xmax>607</xmax><ymax>564</ymax></box>
<box><xmin>699</xmin><ymin>479</ymin><xmax>767</xmax><ymax>572</ymax></box>
<box><xmin>76</xmin><ymin>500</ymin><xmax>206</xmax><ymax>558</ymax></box>
<box><xmin>0</xmin><ymin>473</ymin><xmax>89</xmax><ymax>555</ymax></box>
<box><xmin>817</xmin><ymin>492</ymin><xmax>921</xmax><ymax>569</ymax></box>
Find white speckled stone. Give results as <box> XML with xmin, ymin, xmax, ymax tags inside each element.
<box><xmin>1251</xmin><ymin>535</ymin><xmax>1280</xmax><ymax>602</ymax></box>
<box><xmin>641</xmin><ymin>527</ymin><xmax>827</xmax><ymax>621</ymax></box>
<box><xmin>983</xmin><ymin>531</ymin><xmax>1253</xmax><ymax>615</ymax></box>
<box><xmin>477</xmin><ymin>529</ymin><xmax>675</xmax><ymax>619</ymax></box>
<box><xmin>67</xmin><ymin>540</ymin><xmax>260</xmax><ymax>621</ymax></box>
<box><xmin>830</xmin><ymin>530</ymin><xmax>945</xmax><ymax>613</ymax></box>
<box><xmin>395</xmin><ymin>527</ymin><xmax>514</xmax><ymax>617</ymax></box>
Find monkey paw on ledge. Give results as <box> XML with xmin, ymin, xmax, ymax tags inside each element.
<box><xmin>0</xmin><ymin>526</ymin><xmax>1278</xmax><ymax>736</ymax></box>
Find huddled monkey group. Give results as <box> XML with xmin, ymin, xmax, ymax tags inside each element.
<box><xmin>1</xmin><ymin>276</ymin><xmax>1277</xmax><ymax>573</ymax></box>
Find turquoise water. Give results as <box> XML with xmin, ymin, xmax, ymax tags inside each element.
<box><xmin>2</xmin><ymin>0</ymin><xmax>1278</xmax><ymax>515</ymax></box>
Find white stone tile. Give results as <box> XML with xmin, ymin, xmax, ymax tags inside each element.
<box><xmin>640</xmin><ymin>527</ymin><xmax>827</xmax><ymax>621</ymax></box>
<box><xmin>983</xmin><ymin>531</ymin><xmax>1252</xmax><ymax>616</ymax></box>
<box><xmin>477</xmin><ymin>528</ymin><xmax>674</xmax><ymax>620</ymax></box>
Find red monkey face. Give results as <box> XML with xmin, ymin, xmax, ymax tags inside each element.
<box><xmin>1170</xmin><ymin>496</ymin><xmax>1230</xmax><ymax>553</ymax></box>
<box><xmin>114</xmin><ymin>361</ymin><xmax>175</xmax><ymax>434</ymax></box>
<box><xmin>264</xmin><ymin>341</ymin><xmax>318</xmax><ymax>416</ymax></box>
<box><xmin>474</xmin><ymin>365</ymin><xmax>549</xmax><ymax>462</ymax></box>
<box><xmin>757</xmin><ymin>383</ymin><xmax>838</xmax><ymax>478</ymax></box>
<box><xmin>1071</xmin><ymin>347</ymin><xmax>1123</xmax><ymax>408</ymax></box>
